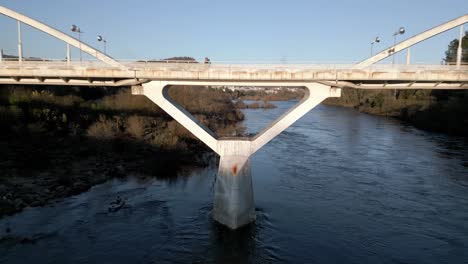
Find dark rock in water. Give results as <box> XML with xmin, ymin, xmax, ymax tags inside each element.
<box><xmin>20</xmin><ymin>237</ymin><xmax>36</xmax><ymax>244</ymax></box>
<box><xmin>69</xmin><ymin>181</ymin><xmax>89</xmax><ymax>195</ymax></box>
<box><xmin>29</xmin><ymin>197</ymin><xmax>46</xmax><ymax>207</ymax></box>
<box><xmin>108</xmin><ymin>196</ymin><xmax>125</xmax><ymax>212</ymax></box>
<box><xmin>72</xmin><ymin>181</ymin><xmax>88</xmax><ymax>191</ymax></box>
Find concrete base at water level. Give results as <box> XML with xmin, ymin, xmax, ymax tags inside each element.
<box><xmin>214</xmin><ymin>140</ymin><xmax>255</xmax><ymax>228</ymax></box>
<box><xmin>132</xmin><ymin>81</ymin><xmax>341</xmax><ymax>229</ymax></box>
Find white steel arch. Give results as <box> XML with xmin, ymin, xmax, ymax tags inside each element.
<box><xmin>0</xmin><ymin>5</ymin><xmax>124</xmax><ymax>68</ymax></box>
<box><xmin>355</xmin><ymin>14</ymin><xmax>468</xmax><ymax>69</ymax></box>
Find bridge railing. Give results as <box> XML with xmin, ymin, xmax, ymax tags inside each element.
<box><xmin>1</xmin><ymin>59</ymin><xmax>468</xmax><ymax>72</ymax></box>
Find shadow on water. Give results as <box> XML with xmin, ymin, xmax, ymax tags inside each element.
<box><xmin>208</xmin><ymin>208</ymin><xmax>280</xmax><ymax>264</ymax></box>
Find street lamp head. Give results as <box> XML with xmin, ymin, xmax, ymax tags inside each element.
<box><xmin>393</xmin><ymin>27</ymin><xmax>405</xmax><ymax>36</ymax></box>
<box><xmin>71</xmin><ymin>25</ymin><xmax>81</xmax><ymax>33</ymax></box>
<box><xmin>97</xmin><ymin>35</ymin><xmax>107</xmax><ymax>43</ymax></box>
<box><xmin>371</xmin><ymin>37</ymin><xmax>380</xmax><ymax>45</ymax></box>
<box><xmin>399</xmin><ymin>27</ymin><xmax>406</xmax><ymax>35</ymax></box>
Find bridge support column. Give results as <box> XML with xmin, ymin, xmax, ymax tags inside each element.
<box><xmin>132</xmin><ymin>81</ymin><xmax>340</xmax><ymax>229</ymax></box>
<box><xmin>213</xmin><ymin>140</ymin><xmax>255</xmax><ymax>229</ymax></box>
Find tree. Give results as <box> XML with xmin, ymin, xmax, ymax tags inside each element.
<box><xmin>443</xmin><ymin>31</ymin><xmax>468</xmax><ymax>64</ymax></box>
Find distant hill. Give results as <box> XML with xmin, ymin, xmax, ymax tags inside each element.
<box><xmin>1</xmin><ymin>53</ymin><xmax>46</xmax><ymax>61</ymax></box>
<box><xmin>163</xmin><ymin>56</ymin><xmax>197</xmax><ymax>62</ymax></box>
<box><xmin>137</xmin><ymin>56</ymin><xmax>199</xmax><ymax>64</ymax></box>
<box><xmin>1</xmin><ymin>52</ymin><xmax>198</xmax><ymax>63</ymax></box>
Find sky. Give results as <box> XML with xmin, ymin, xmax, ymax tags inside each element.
<box><xmin>0</xmin><ymin>0</ymin><xmax>467</xmax><ymax>64</ymax></box>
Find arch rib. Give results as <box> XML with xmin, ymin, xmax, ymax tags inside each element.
<box><xmin>355</xmin><ymin>14</ymin><xmax>468</xmax><ymax>69</ymax></box>
<box><xmin>0</xmin><ymin>5</ymin><xmax>125</xmax><ymax>68</ymax></box>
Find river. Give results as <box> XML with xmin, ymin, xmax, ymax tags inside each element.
<box><xmin>1</xmin><ymin>101</ymin><xmax>468</xmax><ymax>263</ymax></box>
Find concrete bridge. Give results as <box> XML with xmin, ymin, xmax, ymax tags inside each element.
<box><xmin>1</xmin><ymin>5</ymin><xmax>467</xmax><ymax>229</ymax></box>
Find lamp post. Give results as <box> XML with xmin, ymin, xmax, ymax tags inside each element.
<box><xmin>66</xmin><ymin>44</ymin><xmax>70</xmax><ymax>65</ymax></box>
<box><xmin>456</xmin><ymin>24</ymin><xmax>464</xmax><ymax>68</ymax></box>
<box><xmin>97</xmin><ymin>35</ymin><xmax>107</xmax><ymax>54</ymax></box>
<box><xmin>17</xmin><ymin>20</ymin><xmax>23</xmax><ymax>63</ymax></box>
<box><xmin>370</xmin><ymin>37</ymin><xmax>380</xmax><ymax>56</ymax></box>
<box><xmin>71</xmin><ymin>24</ymin><xmax>83</xmax><ymax>62</ymax></box>
<box><xmin>392</xmin><ymin>27</ymin><xmax>405</xmax><ymax>65</ymax></box>
<box><xmin>391</xmin><ymin>26</ymin><xmax>405</xmax><ymax>99</ymax></box>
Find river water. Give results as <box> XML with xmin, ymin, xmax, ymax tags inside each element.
<box><xmin>1</xmin><ymin>101</ymin><xmax>468</xmax><ymax>264</ymax></box>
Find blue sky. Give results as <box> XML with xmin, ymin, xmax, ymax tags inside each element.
<box><xmin>0</xmin><ymin>0</ymin><xmax>466</xmax><ymax>63</ymax></box>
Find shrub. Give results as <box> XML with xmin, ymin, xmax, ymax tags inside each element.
<box><xmin>125</xmin><ymin>115</ymin><xmax>150</xmax><ymax>140</ymax></box>
<box><xmin>150</xmin><ymin>130</ymin><xmax>187</xmax><ymax>150</ymax></box>
<box><xmin>86</xmin><ymin>115</ymin><xmax>123</xmax><ymax>139</ymax></box>
<box><xmin>93</xmin><ymin>89</ymin><xmax>160</xmax><ymax>113</ymax></box>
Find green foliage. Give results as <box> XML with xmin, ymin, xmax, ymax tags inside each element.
<box><xmin>444</xmin><ymin>31</ymin><xmax>468</xmax><ymax>64</ymax></box>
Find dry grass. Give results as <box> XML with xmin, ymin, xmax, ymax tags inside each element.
<box><xmin>92</xmin><ymin>89</ymin><xmax>161</xmax><ymax>113</ymax></box>
<box><xmin>86</xmin><ymin>115</ymin><xmax>123</xmax><ymax>139</ymax></box>
<box><xmin>1</xmin><ymin>85</ymin><xmax>246</xmax><ymax>150</ymax></box>
<box><xmin>125</xmin><ymin>115</ymin><xmax>150</xmax><ymax>140</ymax></box>
<box><xmin>8</xmin><ymin>89</ymin><xmax>84</xmax><ymax>107</ymax></box>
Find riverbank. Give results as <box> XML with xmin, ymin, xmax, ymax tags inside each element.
<box><xmin>324</xmin><ymin>88</ymin><xmax>468</xmax><ymax>136</ymax></box>
<box><xmin>0</xmin><ymin>85</ymin><xmax>244</xmax><ymax>217</ymax></box>
<box><xmin>234</xmin><ymin>99</ymin><xmax>277</xmax><ymax>109</ymax></box>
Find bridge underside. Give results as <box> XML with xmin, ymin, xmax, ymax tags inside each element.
<box><xmin>0</xmin><ymin>76</ymin><xmax>466</xmax><ymax>90</ymax></box>
<box><xmin>0</xmin><ymin>76</ymin><xmax>139</xmax><ymax>87</ymax></box>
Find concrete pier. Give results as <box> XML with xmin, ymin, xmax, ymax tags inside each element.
<box><xmin>213</xmin><ymin>140</ymin><xmax>255</xmax><ymax>228</ymax></box>
<box><xmin>132</xmin><ymin>81</ymin><xmax>340</xmax><ymax>229</ymax></box>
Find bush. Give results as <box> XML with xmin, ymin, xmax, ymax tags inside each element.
<box><xmin>150</xmin><ymin>130</ymin><xmax>187</xmax><ymax>150</ymax></box>
<box><xmin>125</xmin><ymin>115</ymin><xmax>150</xmax><ymax>140</ymax></box>
<box><xmin>8</xmin><ymin>88</ymin><xmax>83</xmax><ymax>107</ymax></box>
<box><xmin>87</xmin><ymin>115</ymin><xmax>123</xmax><ymax>139</ymax></box>
<box><xmin>92</xmin><ymin>89</ymin><xmax>160</xmax><ymax>113</ymax></box>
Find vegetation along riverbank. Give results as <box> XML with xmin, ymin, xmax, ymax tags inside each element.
<box><xmin>324</xmin><ymin>89</ymin><xmax>468</xmax><ymax>136</ymax></box>
<box><xmin>0</xmin><ymin>85</ymin><xmax>244</xmax><ymax>217</ymax></box>
<box><xmin>324</xmin><ymin>31</ymin><xmax>468</xmax><ymax>136</ymax></box>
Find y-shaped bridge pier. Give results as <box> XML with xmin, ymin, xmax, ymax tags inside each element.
<box><xmin>132</xmin><ymin>81</ymin><xmax>340</xmax><ymax>228</ymax></box>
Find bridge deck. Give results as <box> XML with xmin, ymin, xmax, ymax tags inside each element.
<box><xmin>0</xmin><ymin>62</ymin><xmax>467</xmax><ymax>89</ymax></box>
